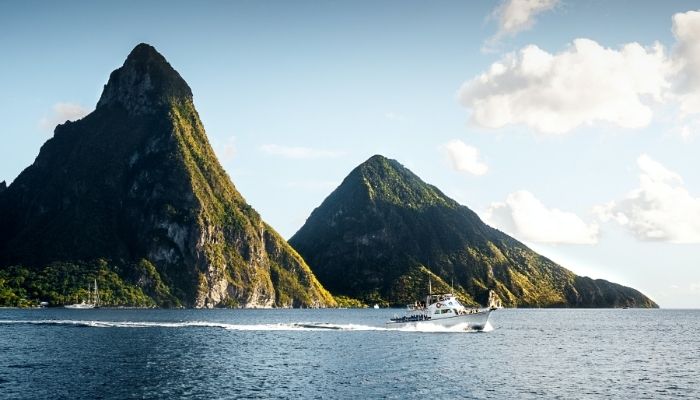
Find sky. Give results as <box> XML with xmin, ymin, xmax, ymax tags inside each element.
<box><xmin>1</xmin><ymin>0</ymin><xmax>699</xmax><ymax>307</ymax></box>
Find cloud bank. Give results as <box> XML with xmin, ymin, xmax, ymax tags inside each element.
<box><xmin>595</xmin><ymin>154</ymin><xmax>700</xmax><ymax>243</ymax></box>
<box><xmin>461</xmin><ymin>39</ymin><xmax>668</xmax><ymax>134</ymax></box>
<box><xmin>464</xmin><ymin>10</ymin><xmax>700</xmax><ymax>135</ymax></box>
<box><xmin>485</xmin><ymin>190</ymin><xmax>599</xmax><ymax>244</ymax></box>
<box><xmin>671</xmin><ymin>10</ymin><xmax>700</xmax><ymax>115</ymax></box>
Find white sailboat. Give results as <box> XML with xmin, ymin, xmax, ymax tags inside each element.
<box><xmin>65</xmin><ymin>279</ymin><xmax>100</xmax><ymax>309</ymax></box>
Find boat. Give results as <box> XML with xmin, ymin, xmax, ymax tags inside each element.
<box><xmin>385</xmin><ymin>289</ymin><xmax>500</xmax><ymax>331</ymax></box>
<box><xmin>65</xmin><ymin>279</ymin><xmax>100</xmax><ymax>309</ymax></box>
<box><xmin>373</xmin><ymin>304</ymin><xmax>380</xmax><ymax>309</ymax></box>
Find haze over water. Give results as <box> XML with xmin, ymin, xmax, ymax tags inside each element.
<box><xmin>1</xmin><ymin>308</ymin><xmax>698</xmax><ymax>399</ymax></box>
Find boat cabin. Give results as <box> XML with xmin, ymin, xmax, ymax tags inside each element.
<box><xmin>425</xmin><ymin>293</ymin><xmax>476</xmax><ymax>319</ymax></box>
<box><xmin>390</xmin><ymin>291</ymin><xmax>491</xmax><ymax>324</ymax></box>
<box><xmin>403</xmin><ymin>293</ymin><xmax>480</xmax><ymax>320</ymax></box>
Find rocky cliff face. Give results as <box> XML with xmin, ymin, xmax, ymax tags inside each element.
<box><xmin>290</xmin><ymin>155</ymin><xmax>657</xmax><ymax>308</ymax></box>
<box><xmin>0</xmin><ymin>44</ymin><xmax>334</xmax><ymax>308</ymax></box>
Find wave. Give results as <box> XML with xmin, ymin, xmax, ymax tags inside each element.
<box><xmin>390</xmin><ymin>320</ymin><xmax>494</xmax><ymax>333</ymax></box>
<box><xmin>0</xmin><ymin>320</ymin><xmax>388</xmax><ymax>331</ymax></box>
<box><xmin>0</xmin><ymin>319</ymin><xmax>492</xmax><ymax>333</ymax></box>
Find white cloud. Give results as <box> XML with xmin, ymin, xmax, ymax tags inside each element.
<box><xmin>460</xmin><ymin>39</ymin><xmax>669</xmax><ymax>134</ymax></box>
<box><xmin>668</xmin><ymin>10</ymin><xmax>700</xmax><ymax>140</ymax></box>
<box><xmin>259</xmin><ymin>144</ymin><xmax>344</xmax><ymax>159</ymax></box>
<box><xmin>214</xmin><ymin>136</ymin><xmax>236</xmax><ymax>163</ymax></box>
<box><xmin>595</xmin><ymin>154</ymin><xmax>700</xmax><ymax>243</ymax></box>
<box><xmin>492</xmin><ymin>0</ymin><xmax>559</xmax><ymax>38</ymax></box>
<box><xmin>670</xmin><ymin>10</ymin><xmax>700</xmax><ymax>116</ymax></box>
<box><xmin>39</xmin><ymin>102</ymin><xmax>89</xmax><ymax>132</ymax></box>
<box><xmin>442</xmin><ymin>140</ymin><xmax>488</xmax><ymax>176</ymax></box>
<box><xmin>485</xmin><ymin>190</ymin><xmax>599</xmax><ymax>244</ymax></box>
<box><xmin>465</xmin><ymin>10</ymin><xmax>700</xmax><ymax>135</ymax></box>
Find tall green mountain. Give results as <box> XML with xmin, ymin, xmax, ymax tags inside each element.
<box><xmin>0</xmin><ymin>43</ymin><xmax>334</xmax><ymax>308</ymax></box>
<box><xmin>290</xmin><ymin>155</ymin><xmax>657</xmax><ymax>308</ymax></box>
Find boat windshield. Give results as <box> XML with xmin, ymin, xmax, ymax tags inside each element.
<box><xmin>427</xmin><ymin>293</ymin><xmax>466</xmax><ymax>307</ymax></box>
<box><xmin>428</xmin><ymin>294</ymin><xmax>454</xmax><ymax>304</ymax></box>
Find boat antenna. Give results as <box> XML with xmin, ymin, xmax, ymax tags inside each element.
<box><xmin>451</xmin><ymin>277</ymin><xmax>454</xmax><ymax>294</ymax></box>
<box><xmin>428</xmin><ymin>277</ymin><xmax>432</xmax><ymax>295</ymax></box>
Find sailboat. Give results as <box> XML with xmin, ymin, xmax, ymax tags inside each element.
<box><xmin>65</xmin><ymin>279</ymin><xmax>100</xmax><ymax>309</ymax></box>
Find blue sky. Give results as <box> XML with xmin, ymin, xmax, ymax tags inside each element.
<box><xmin>1</xmin><ymin>0</ymin><xmax>699</xmax><ymax>307</ymax></box>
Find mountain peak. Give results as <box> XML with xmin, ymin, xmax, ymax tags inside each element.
<box><xmin>357</xmin><ymin>154</ymin><xmax>397</xmax><ymax>171</ymax></box>
<box><xmin>343</xmin><ymin>154</ymin><xmax>453</xmax><ymax>209</ymax></box>
<box><xmin>365</xmin><ymin>154</ymin><xmax>389</xmax><ymax>163</ymax></box>
<box><xmin>125</xmin><ymin>43</ymin><xmax>166</xmax><ymax>64</ymax></box>
<box><xmin>96</xmin><ymin>43</ymin><xmax>192</xmax><ymax>114</ymax></box>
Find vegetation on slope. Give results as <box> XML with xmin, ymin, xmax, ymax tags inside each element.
<box><xmin>0</xmin><ymin>259</ymin><xmax>180</xmax><ymax>308</ymax></box>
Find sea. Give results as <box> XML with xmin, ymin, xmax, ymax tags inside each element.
<box><xmin>0</xmin><ymin>308</ymin><xmax>698</xmax><ymax>399</ymax></box>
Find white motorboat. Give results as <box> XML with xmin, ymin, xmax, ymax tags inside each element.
<box><xmin>65</xmin><ymin>279</ymin><xmax>100</xmax><ymax>309</ymax></box>
<box><xmin>386</xmin><ymin>290</ymin><xmax>499</xmax><ymax>331</ymax></box>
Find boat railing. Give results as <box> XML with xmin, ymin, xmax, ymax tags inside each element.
<box><xmin>390</xmin><ymin>313</ymin><xmax>432</xmax><ymax>323</ymax></box>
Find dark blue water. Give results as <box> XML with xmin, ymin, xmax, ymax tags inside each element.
<box><xmin>0</xmin><ymin>308</ymin><xmax>698</xmax><ymax>399</ymax></box>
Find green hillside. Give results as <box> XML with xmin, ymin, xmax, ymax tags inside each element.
<box><xmin>290</xmin><ymin>155</ymin><xmax>657</xmax><ymax>308</ymax></box>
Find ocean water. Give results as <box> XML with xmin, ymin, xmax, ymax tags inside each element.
<box><xmin>0</xmin><ymin>308</ymin><xmax>698</xmax><ymax>399</ymax></box>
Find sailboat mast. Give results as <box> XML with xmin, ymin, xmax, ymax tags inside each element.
<box><xmin>94</xmin><ymin>278</ymin><xmax>99</xmax><ymax>306</ymax></box>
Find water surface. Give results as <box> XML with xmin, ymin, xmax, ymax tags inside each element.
<box><xmin>0</xmin><ymin>308</ymin><xmax>697</xmax><ymax>399</ymax></box>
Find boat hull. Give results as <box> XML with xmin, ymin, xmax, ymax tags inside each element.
<box><xmin>64</xmin><ymin>304</ymin><xmax>95</xmax><ymax>309</ymax></box>
<box><xmin>386</xmin><ymin>309</ymin><xmax>492</xmax><ymax>331</ymax></box>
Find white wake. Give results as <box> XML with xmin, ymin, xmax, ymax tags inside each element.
<box><xmin>0</xmin><ymin>319</ymin><xmax>492</xmax><ymax>333</ymax></box>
